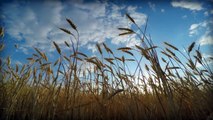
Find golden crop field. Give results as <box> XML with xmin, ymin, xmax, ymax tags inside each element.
<box><xmin>0</xmin><ymin>13</ymin><xmax>213</xmax><ymax>120</ymax></box>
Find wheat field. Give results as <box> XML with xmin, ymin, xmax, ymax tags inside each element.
<box><xmin>0</xmin><ymin>14</ymin><xmax>213</xmax><ymax>120</ymax></box>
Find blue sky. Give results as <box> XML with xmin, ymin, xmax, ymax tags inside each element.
<box><xmin>0</xmin><ymin>0</ymin><xmax>213</xmax><ymax>69</ymax></box>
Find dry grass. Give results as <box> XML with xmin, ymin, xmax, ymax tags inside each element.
<box><xmin>0</xmin><ymin>14</ymin><xmax>213</xmax><ymax>120</ymax></box>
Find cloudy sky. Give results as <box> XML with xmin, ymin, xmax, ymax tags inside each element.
<box><xmin>0</xmin><ymin>0</ymin><xmax>212</xmax><ymax>67</ymax></box>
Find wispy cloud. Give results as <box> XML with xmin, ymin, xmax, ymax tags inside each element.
<box><xmin>204</xmin><ymin>11</ymin><xmax>209</xmax><ymax>16</ymax></box>
<box><xmin>189</xmin><ymin>20</ymin><xmax>213</xmax><ymax>46</ymax></box>
<box><xmin>203</xmin><ymin>9</ymin><xmax>213</xmax><ymax>16</ymax></box>
<box><xmin>197</xmin><ymin>20</ymin><xmax>213</xmax><ymax>46</ymax></box>
<box><xmin>189</xmin><ymin>23</ymin><xmax>201</xmax><ymax>36</ymax></box>
<box><xmin>15</xmin><ymin>60</ymin><xmax>23</xmax><ymax>66</ymax></box>
<box><xmin>125</xmin><ymin>34</ymin><xmax>140</xmax><ymax>48</ymax></box>
<box><xmin>171</xmin><ymin>1</ymin><xmax>203</xmax><ymax>11</ymax></box>
<box><xmin>1</xmin><ymin>1</ymin><xmax>147</xmax><ymax>54</ymax></box>
<box><xmin>211</xmin><ymin>10</ymin><xmax>213</xmax><ymax>14</ymax></box>
<box><xmin>196</xmin><ymin>54</ymin><xmax>213</xmax><ymax>68</ymax></box>
<box><xmin>161</xmin><ymin>9</ymin><xmax>165</xmax><ymax>13</ymax></box>
<box><xmin>189</xmin><ymin>21</ymin><xmax>207</xmax><ymax>36</ymax></box>
<box><xmin>148</xmin><ymin>2</ymin><xmax>156</xmax><ymax>11</ymax></box>
<box><xmin>198</xmin><ymin>32</ymin><xmax>213</xmax><ymax>46</ymax></box>
<box><xmin>2</xmin><ymin>1</ymin><xmax>64</xmax><ymax>53</ymax></box>
<box><xmin>182</xmin><ymin>15</ymin><xmax>187</xmax><ymax>19</ymax></box>
<box><xmin>87</xmin><ymin>44</ymin><xmax>97</xmax><ymax>53</ymax></box>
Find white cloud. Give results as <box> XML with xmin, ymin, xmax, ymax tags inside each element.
<box><xmin>204</xmin><ymin>11</ymin><xmax>209</xmax><ymax>16</ymax></box>
<box><xmin>125</xmin><ymin>34</ymin><xmax>140</xmax><ymax>48</ymax></box>
<box><xmin>72</xmin><ymin>3</ymin><xmax>147</xmax><ymax>49</ymax></box>
<box><xmin>204</xmin><ymin>9</ymin><xmax>213</xmax><ymax>16</ymax></box>
<box><xmin>182</xmin><ymin>15</ymin><xmax>187</xmax><ymax>19</ymax></box>
<box><xmin>78</xmin><ymin>60</ymin><xmax>96</xmax><ymax>78</ymax></box>
<box><xmin>192</xmin><ymin>20</ymin><xmax>213</xmax><ymax>46</ymax></box>
<box><xmin>198</xmin><ymin>34</ymin><xmax>213</xmax><ymax>46</ymax></box>
<box><xmin>8</xmin><ymin>59</ymin><xmax>23</xmax><ymax>66</ymax></box>
<box><xmin>2</xmin><ymin>1</ymin><xmax>147</xmax><ymax>54</ymax></box>
<box><xmin>211</xmin><ymin>10</ymin><xmax>213</xmax><ymax>14</ymax></box>
<box><xmin>87</xmin><ymin>44</ymin><xmax>97</xmax><ymax>53</ymax></box>
<box><xmin>2</xmin><ymin>1</ymin><xmax>64</xmax><ymax>53</ymax></box>
<box><xmin>189</xmin><ymin>21</ymin><xmax>207</xmax><ymax>36</ymax></box>
<box><xmin>126</xmin><ymin>38</ymin><xmax>140</xmax><ymax>47</ymax></box>
<box><xmin>128</xmin><ymin>12</ymin><xmax>147</xmax><ymax>27</ymax></box>
<box><xmin>203</xmin><ymin>54</ymin><xmax>213</xmax><ymax>59</ymax></box>
<box><xmin>171</xmin><ymin>1</ymin><xmax>203</xmax><ymax>11</ymax></box>
<box><xmin>189</xmin><ymin>24</ymin><xmax>200</xmax><ymax>31</ymax></box>
<box><xmin>196</xmin><ymin>54</ymin><xmax>213</xmax><ymax>68</ymax></box>
<box><xmin>15</xmin><ymin>60</ymin><xmax>23</xmax><ymax>66</ymax></box>
<box><xmin>148</xmin><ymin>2</ymin><xmax>156</xmax><ymax>11</ymax></box>
<box><xmin>189</xmin><ymin>23</ymin><xmax>200</xmax><ymax>36</ymax></box>
<box><xmin>161</xmin><ymin>9</ymin><xmax>165</xmax><ymax>12</ymax></box>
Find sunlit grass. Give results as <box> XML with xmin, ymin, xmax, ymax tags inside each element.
<box><xmin>0</xmin><ymin>14</ymin><xmax>213</xmax><ymax>120</ymax></box>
